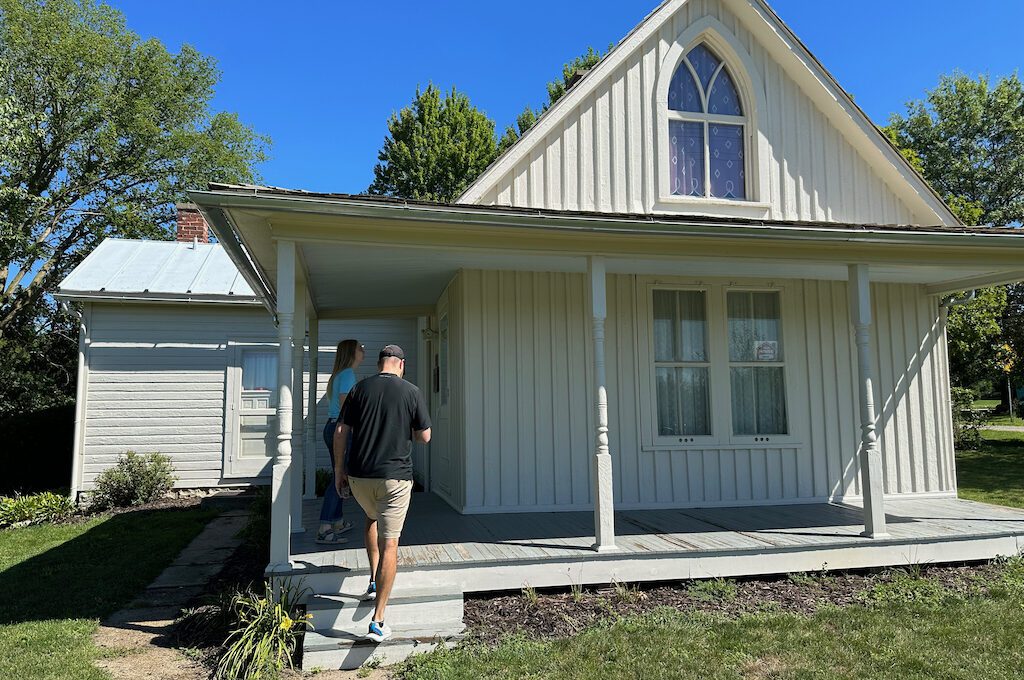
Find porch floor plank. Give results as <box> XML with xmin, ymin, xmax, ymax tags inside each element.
<box><xmin>290</xmin><ymin>493</ymin><xmax>1024</xmax><ymax>584</ymax></box>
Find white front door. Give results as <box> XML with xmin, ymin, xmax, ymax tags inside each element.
<box><xmin>431</xmin><ymin>293</ymin><xmax>453</xmax><ymax>499</ymax></box>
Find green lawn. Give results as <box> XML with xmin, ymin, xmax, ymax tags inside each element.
<box><xmin>400</xmin><ymin>431</ymin><xmax>1024</xmax><ymax>680</ymax></box>
<box><xmin>986</xmin><ymin>413</ymin><xmax>1024</xmax><ymax>427</ymax></box>
<box><xmin>973</xmin><ymin>398</ymin><xmax>1001</xmax><ymax>410</ymax></box>
<box><xmin>0</xmin><ymin>506</ymin><xmax>218</xmax><ymax>680</ymax></box>
<box><xmin>956</xmin><ymin>429</ymin><xmax>1024</xmax><ymax>508</ymax></box>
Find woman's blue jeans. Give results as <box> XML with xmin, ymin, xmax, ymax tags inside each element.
<box><xmin>319</xmin><ymin>418</ymin><xmax>345</xmax><ymax>523</ymax></box>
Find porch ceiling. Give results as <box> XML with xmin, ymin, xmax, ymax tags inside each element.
<box><xmin>189</xmin><ymin>188</ymin><xmax>1024</xmax><ymax>312</ymax></box>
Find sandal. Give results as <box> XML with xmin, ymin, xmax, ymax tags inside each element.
<box><xmin>333</xmin><ymin>520</ymin><xmax>354</xmax><ymax>535</ymax></box>
<box><xmin>315</xmin><ymin>528</ymin><xmax>349</xmax><ymax>545</ymax></box>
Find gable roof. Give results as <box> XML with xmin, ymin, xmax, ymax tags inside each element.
<box><xmin>456</xmin><ymin>0</ymin><xmax>959</xmax><ymax>227</ymax></box>
<box><xmin>57</xmin><ymin>238</ymin><xmax>260</xmax><ymax>304</ymax></box>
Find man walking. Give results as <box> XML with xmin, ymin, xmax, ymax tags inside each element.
<box><xmin>334</xmin><ymin>344</ymin><xmax>431</xmax><ymax>643</ymax></box>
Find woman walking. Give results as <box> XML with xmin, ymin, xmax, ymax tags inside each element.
<box><xmin>317</xmin><ymin>338</ymin><xmax>364</xmax><ymax>544</ymax></box>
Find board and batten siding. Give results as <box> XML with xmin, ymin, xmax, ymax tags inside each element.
<box><xmin>453</xmin><ymin>269</ymin><xmax>955</xmax><ymax>513</ymax></box>
<box><xmin>477</xmin><ymin>0</ymin><xmax>926</xmax><ymax>226</ymax></box>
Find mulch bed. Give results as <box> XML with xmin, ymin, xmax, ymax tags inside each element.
<box><xmin>463</xmin><ymin>561</ymin><xmax>1003</xmax><ymax>644</ymax></box>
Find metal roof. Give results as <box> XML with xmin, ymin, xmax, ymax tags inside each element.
<box><xmin>57</xmin><ymin>238</ymin><xmax>260</xmax><ymax>304</ymax></box>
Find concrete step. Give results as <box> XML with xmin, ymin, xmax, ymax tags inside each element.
<box><xmin>301</xmin><ymin>624</ymin><xmax>464</xmax><ymax>671</ymax></box>
<box><xmin>306</xmin><ymin>587</ymin><xmax>463</xmax><ymax>632</ymax></box>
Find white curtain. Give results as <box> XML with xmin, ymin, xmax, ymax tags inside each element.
<box><xmin>727</xmin><ymin>292</ymin><xmax>786</xmax><ymax>435</ymax></box>
<box><xmin>653</xmin><ymin>290</ymin><xmax>710</xmax><ymax>436</ymax></box>
<box><xmin>241</xmin><ymin>351</ymin><xmax>277</xmax><ymax>393</ymax></box>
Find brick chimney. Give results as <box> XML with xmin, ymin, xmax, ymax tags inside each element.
<box><xmin>175</xmin><ymin>203</ymin><xmax>209</xmax><ymax>243</ymax></box>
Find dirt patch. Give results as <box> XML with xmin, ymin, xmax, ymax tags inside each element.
<box><xmin>463</xmin><ymin>561</ymin><xmax>1004</xmax><ymax>644</ymax></box>
<box><xmin>94</xmin><ymin>609</ymin><xmax>207</xmax><ymax>680</ymax></box>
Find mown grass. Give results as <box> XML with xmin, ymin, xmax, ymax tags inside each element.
<box><xmin>956</xmin><ymin>429</ymin><xmax>1024</xmax><ymax>509</ymax></box>
<box><xmin>403</xmin><ymin>561</ymin><xmax>1024</xmax><ymax>680</ymax></box>
<box><xmin>0</xmin><ymin>506</ymin><xmax>218</xmax><ymax>680</ymax></box>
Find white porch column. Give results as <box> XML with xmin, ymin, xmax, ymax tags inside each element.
<box><xmin>269</xmin><ymin>240</ymin><xmax>296</xmax><ymax>571</ymax></box>
<box><xmin>588</xmin><ymin>256</ymin><xmax>616</xmax><ymax>552</ymax></box>
<box><xmin>304</xmin><ymin>315</ymin><xmax>319</xmax><ymax>500</ymax></box>
<box><xmin>848</xmin><ymin>264</ymin><xmax>889</xmax><ymax>538</ymax></box>
<box><xmin>290</xmin><ymin>274</ymin><xmax>307</xmax><ymax>532</ymax></box>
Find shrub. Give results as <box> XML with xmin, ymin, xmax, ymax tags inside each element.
<box><xmin>687</xmin><ymin>577</ymin><xmax>738</xmax><ymax>602</ymax></box>
<box><xmin>315</xmin><ymin>468</ymin><xmax>332</xmax><ymax>497</ymax></box>
<box><xmin>216</xmin><ymin>580</ymin><xmax>311</xmax><ymax>680</ymax></box>
<box><xmin>91</xmin><ymin>451</ymin><xmax>176</xmax><ymax>510</ymax></box>
<box><xmin>0</xmin><ymin>491</ymin><xmax>75</xmax><ymax>528</ymax></box>
<box><xmin>951</xmin><ymin>387</ymin><xmax>984</xmax><ymax>450</ymax></box>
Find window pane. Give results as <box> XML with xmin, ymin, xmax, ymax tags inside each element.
<box><xmin>708</xmin><ymin>69</ymin><xmax>743</xmax><ymax>115</ymax></box>
<box><xmin>686</xmin><ymin>43</ymin><xmax>720</xmax><ymax>92</ymax></box>
<box><xmin>242</xmin><ymin>351</ymin><xmax>277</xmax><ymax>392</ymax></box>
<box><xmin>653</xmin><ymin>290</ymin><xmax>706</xmax><ymax>362</ymax></box>
<box><xmin>669</xmin><ymin>121</ymin><xmax>705</xmax><ymax>197</ymax></box>
<box><xmin>668</xmin><ymin>63</ymin><xmax>702</xmax><ymax>113</ymax></box>
<box><xmin>657</xmin><ymin>367</ymin><xmax>710</xmax><ymax>436</ymax></box>
<box><xmin>652</xmin><ymin>290</ymin><xmax>678</xmax><ymax>362</ymax></box>
<box><xmin>728</xmin><ymin>291</ymin><xmax>781</xmax><ymax>362</ymax></box>
<box><xmin>709</xmin><ymin>124</ymin><xmax>745</xmax><ymax>199</ymax></box>
<box><xmin>731</xmin><ymin>367</ymin><xmax>787</xmax><ymax>435</ymax></box>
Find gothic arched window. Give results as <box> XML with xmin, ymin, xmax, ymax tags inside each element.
<box><xmin>667</xmin><ymin>43</ymin><xmax>746</xmax><ymax>200</ymax></box>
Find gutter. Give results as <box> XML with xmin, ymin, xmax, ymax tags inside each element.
<box><xmin>54</xmin><ymin>291</ymin><xmax>263</xmax><ymax>306</ymax></box>
<box><xmin>941</xmin><ymin>290</ymin><xmax>978</xmax><ymax>308</ymax></box>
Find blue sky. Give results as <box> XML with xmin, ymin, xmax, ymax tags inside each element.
<box><xmin>107</xmin><ymin>1</ymin><xmax>1023</xmax><ymax>194</ymax></box>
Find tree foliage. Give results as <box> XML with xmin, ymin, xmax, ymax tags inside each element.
<box><xmin>498</xmin><ymin>46</ymin><xmax>608</xmax><ymax>153</ymax></box>
<box><xmin>0</xmin><ymin>0</ymin><xmax>268</xmax><ymax>336</ymax></box>
<box><xmin>885</xmin><ymin>72</ymin><xmax>1024</xmax><ymax>227</ymax></box>
<box><xmin>368</xmin><ymin>84</ymin><xmax>498</xmax><ymax>203</ymax></box>
<box><xmin>946</xmin><ymin>286</ymin><xmax>1008</xmax><ymax>387</ymax></box>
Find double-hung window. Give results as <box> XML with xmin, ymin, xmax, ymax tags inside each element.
<box><xmin>727</xmin><ymin>291</ymin><xmax>788</xmax><ymax>436</ymax></box>
<box><xmin>648</xmin><ymin>286</ymin><xmax>789</xmax><ymax>447</ymax></box>
<box><xmin>652</xmin><ymin>289</ymin><xmax>711</xmax><ymax>438</ymax></box>
<box><xmin>225</xmin><ymin>347</ymin><xmax>279</xmax><ymax>478</ymax></box>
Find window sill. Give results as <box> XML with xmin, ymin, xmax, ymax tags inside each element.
<box><xmin>654</xmin><ymin>197</ymin><xmax>772</xmax><ymax>219</ymax></box>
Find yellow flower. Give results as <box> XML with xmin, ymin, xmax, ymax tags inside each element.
<box><xmin>279</xmin><ymin>615</ymin><xmax>293</xmax><ymax>631</ymax></box>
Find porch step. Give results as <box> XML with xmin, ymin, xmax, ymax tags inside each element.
<box><xmin>301</xmin><ymin>584</ymin><xmax>465</xmax><ymax>671</ymax></box>
<box><xmin>305</xmin><ymin>586</ymin><xmax>463</xmax><ymax>632</ymax></box>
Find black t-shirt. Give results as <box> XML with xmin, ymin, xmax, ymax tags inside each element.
<box><xmin>341</xmin><ymin>372</ymin><xmax>432</xmax><ymax>480</ymax></box>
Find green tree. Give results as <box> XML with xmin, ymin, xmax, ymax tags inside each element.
<box><xmin>885</xmin><ymin>72</ymin><xmax>1024</xmax><ymax>227</ymax></box>
<box><xmin>498</xmin><ymin>46</ymin><xmax>608</xmax><ymax>153</ymax></box>
<box><xmin>368</xmin><ymin>84</ymin><xmax>498</xmax><ymax>202</ymax></box>
<box><xmin>945</xmin><ymin>286</ymin><xmax>1008</xmax><ymax>388</ymax></box>
<box><xmin>0</xmin><ymin>0</ymin><xmax>267</xmax><ymax>414</ymax></box>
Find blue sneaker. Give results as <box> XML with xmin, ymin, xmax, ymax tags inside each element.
<box><xmin>360</xmin><ymin>581</ymin><xmax>376</xmax><ymax>601</ymax></box>
<box><xmin>366</xmin><ymin>620</ymin><xmax>391</xmax><ymax>643</ymax></box>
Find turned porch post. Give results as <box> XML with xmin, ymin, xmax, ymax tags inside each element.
<box><xmin>290</xmin><ymin>274</ymin><xmax>307</xmax><ymax>532</ymax></box>
<box><xmin>304</xmin><ymin>315</ymin><xmax>319</xmax><ymax>500</ymax></box>
<box><xmin>269</xmin><ymin>240</ymin><xmax>296</xmax><ymax>571</ymax></box>
<box><xmin>848</xmin><ymin>264</ymin><xmax>889</xmax><ymax>538</ymax></box>
<box><xmin>588</xmin><ymin>256</ymin><xmax>617</xmax><ymax>552</ymax></box>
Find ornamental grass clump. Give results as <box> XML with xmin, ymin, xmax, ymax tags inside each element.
<box><xmin>0</xmin><ymin>491</ymin><xmax>74</xmax><ymax>528</ymax></box>
<box><xmin>216</xmin><ymin>580</ymin><xmax>312</xmax><ymax>680</ymax></box>
<box><xmin>91</xmin><ymin>450</ymin><xmax>176</xmax><ymax>510</ymax></box>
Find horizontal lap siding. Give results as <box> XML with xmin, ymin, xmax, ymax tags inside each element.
<box><xmin>482</xmin><ymin>0</ymin><xmax>923</xmax><ymax>225</ymax></box>
<box><xmin>82</xmin><ymin>304</ymin><xmax>275</xmax><ymax>490</ymax></box>
<box><xmin>457</xmin><ymin>271</ymin><xmax>953</xmax><ymax>512</ymax></box>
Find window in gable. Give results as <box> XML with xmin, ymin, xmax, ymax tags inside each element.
<box><xmin>667</xmin><ymin>43</ymin><xmax>747</xmax><ymax>200</ymax></box>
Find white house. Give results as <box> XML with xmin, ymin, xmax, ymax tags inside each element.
<box><xmin>58</xmin><ymin>0</ymin><xmax>1024</xmax><ymax>667</ymax></box>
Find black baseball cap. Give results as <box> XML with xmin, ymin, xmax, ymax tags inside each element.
<box><xmin>379</xmin><ymin>344</ymin><xmax>405</xmax><ymax>360</ymax></box>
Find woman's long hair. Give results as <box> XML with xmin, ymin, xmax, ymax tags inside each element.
<box><xmin>328</xmin><ymin>339</ymin><xmax>360</xmax><ymax>395</ymax></box>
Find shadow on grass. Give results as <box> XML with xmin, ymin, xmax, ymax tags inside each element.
<box><xmin>0</xmin><ymin>506</ymin><xmax>217</xmax><ymax>625</ymax></box>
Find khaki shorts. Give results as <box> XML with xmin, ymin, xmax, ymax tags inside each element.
<box><xmin>348</xmin><ymin>477</ymin><xmax>413</xmax><ymax>540</ymax></box>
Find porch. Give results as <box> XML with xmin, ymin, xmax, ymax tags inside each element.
<box><xmin>289</xmin><ymin>493</ymin><xmax>1024</xmax><ymax>593</ymax></box>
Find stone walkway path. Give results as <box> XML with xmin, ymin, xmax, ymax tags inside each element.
<box><xmin>92</xmin><ymin>508</ymin><xmax>249</xmax><ymax>680</ymax></box>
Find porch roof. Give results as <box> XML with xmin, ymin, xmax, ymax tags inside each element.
<box><xmin>189</xmin><ymin>184</ymin><xmax>1024</xmax><ymax>315</ymax></box>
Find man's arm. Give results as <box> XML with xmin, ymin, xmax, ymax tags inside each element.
<box><xmin>413</xmin><ymin>427</ymin><xmax>431</xmax><ymax>444</ymax></box>
<box><xmin>411</xmin><ymin>387</ymin><xmax>432</xmax><ymax>444</ymax></box>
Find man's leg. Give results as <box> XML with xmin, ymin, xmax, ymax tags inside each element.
<box><xmin>364</xmin><ymin>517</ymin><xmax>379</xmax><ymax>584</ymax></box>
<box><xmin>373</xmin><ymin>537</ymin><xmax>399</xmax><ymax>622</ymax></box>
